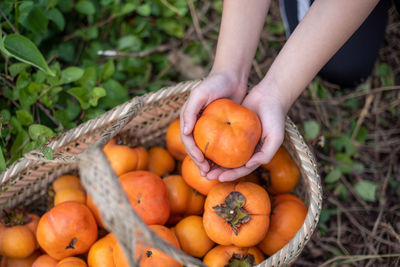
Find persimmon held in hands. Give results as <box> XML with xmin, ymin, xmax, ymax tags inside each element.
<box><xmin>193</xmin><ymin>98</ymin><xmax>261</xmax><ymax>168</ymax></box>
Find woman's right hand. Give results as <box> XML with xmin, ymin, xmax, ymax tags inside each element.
<box><xmin>180</xmin><ymin>71</ymin><xmax>247</xmax><ymax>176</ymax></box>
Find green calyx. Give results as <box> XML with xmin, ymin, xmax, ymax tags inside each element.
<box><xmin>212</xmin><ymin>191</ymin><xmax>250</xmax><ymax>235</ymax></box>
<box><xmin>224</xmin><ymin>253</ymin><xmax>255</xmax><ymax>267</ymax></box>
<box><xmin>0</xmin><ymin>208</ymin><xmax>32</xmax><ymax>227</ymax></box>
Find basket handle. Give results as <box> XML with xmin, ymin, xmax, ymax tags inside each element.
<box><xmin>75</xmin><ymin>96</ymin><xmax>205</xmax><ymax>267</ymax></box>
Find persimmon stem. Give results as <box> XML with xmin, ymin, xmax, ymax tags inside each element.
<box><xmin>224</xmin><ymin>253</ymin><xmax>255</xmax><ymax>267</ymax></box>
<box><xmin>213</xmin><ymin>191</ymin><xmax>250</xmax><ymax>235</ymax></box>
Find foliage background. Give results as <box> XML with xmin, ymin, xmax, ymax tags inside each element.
<box><xmin>1</xmin><ymin>0</ymin><xmax>400</xmax><ymax>265</ymax></box>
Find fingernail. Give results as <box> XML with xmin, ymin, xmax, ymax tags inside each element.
<box><xmin>183</xmin><ymin>126</ymin><xmax>189</xmax><ymax>135</ymax></box>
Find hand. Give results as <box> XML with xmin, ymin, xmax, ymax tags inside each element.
<box><xmin>180</xmin><ymin>72</ymin><xmax>247</xmax><ymax>176</ymax></box>
<box><xmin>205</xmin><ymin>84</ymin><xmax>287</xmax><ymax>182</ymax></box>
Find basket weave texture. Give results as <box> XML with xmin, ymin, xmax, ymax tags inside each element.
<box><xmin>0</xmin><ymin>80</ymin><xmax>322</xmax><ymax>267</ymax></box>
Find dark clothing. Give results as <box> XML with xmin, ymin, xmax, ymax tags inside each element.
<box><xmin>280</xmin><ymin>0</ymin><xmax>390</xmax><ymax>87</ymax></box>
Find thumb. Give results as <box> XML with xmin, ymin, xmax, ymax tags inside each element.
<box><xmin>246</xmin><ymin>134</ymin><xmax>283</xmax><ymax>168</ymax></box>
<box><xmin>181</xmin><ymin>93</ymin><xmax>207</xmax><ymax>135</ymax></box>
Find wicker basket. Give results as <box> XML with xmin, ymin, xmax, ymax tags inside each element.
<box><xmin>0</xmin><ymin>80</ymin><xmax>322</xmax><ymax>267</ymax></box>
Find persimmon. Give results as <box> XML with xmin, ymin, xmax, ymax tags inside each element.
<box><xmin>262</xmin><ymin>146</ymin><xmax>300</xmax><ymax>194</ymax></box>
<box><xmin>86</xmin><ymin>195</ymin><xmax>104</xmax><ymax>229</ymax></box>
<box><xmin>166</xmin><ymin>119</ymin><xmax>187</xmax><ymax>161</ymax></box>
<box><xmin>0</xmin><ymin>209</ymin><xmax>39</xmax><ymax>258</ymax></box>
<box><xmin>148</xmin><ymin>147</ymin><xmax>175</xmax><ymax>177</ymax></box>
<box><xmin>52</xmin><ymin>175</ymin><xmax>83</xmax><ymax>192</ymax></box>
<box><xmin>54</xmin><ymin>188</ymin><xmax>86</xmax><ymax>206</ymax></box>
<box><xmin>87</xmin><ymin>233</ymin><xmax>117</xmax><ymax>267</ymax></box>
<box><xmin>193</xmin><ymin>98</ymin><xmax>261</xmax><ymax>168</ymax></box>
<box><xmin>203</xmin><ymin>245</ymin><xmax>264</xmax><ymax>267</ymax></box>
<box><xmin>56</xmin><ymin>257</ymin><xmax>87</xmax><ymax>267</ymax></box>
<box><xmin>52</xmin><ymin>175</ymin><xmax>86</xmax><ymax>206</ymax></box>
<box><xmin>32</xmin><ymin>254</ymin><xmax>59</xmax><ymax>267</ymax></box>
<box><xmin>203</xmin><ymin>182</ymin><xmax>271</xmax><ymax>247</ymax></box>
<box><xmin>119</xmin><ymin>171</ymin><xmax>170</xmax><ymax>225</ymax></box>
<box><xmin>181</xmin><ymin>156</ymin><xmax>220</xmax><ymax>195</ymax></box>
<box><xmin>36</xmin><ymin>202</ymin><xmax>98</xmax><ymax>260</ymax></box>
<box><xmin>175</xmin><ymin>216</ymin><xmax>215</xmax><ymax>258</ymax></box>
<box><xmin>163</xmin><ymin>175</ymin><xmax>205</xmax><ymax>216</ymax></box>
<box><xmin>272</xmin><ymin>193</ymin><xmax>305</xmax><ymax>206</ymax></box>
<box><xmin>258</xmin><ymin>194</ymin><xmax>307</xmax><ymax>255</ymax></box>
<box><xmin>1</xmin><ymin>250</ymin><xmax>41</xmax><ymax>267</ymax></box>
<box><xmin>104</xmin><ymin>138</ymin><xmax>149</xmax><ymax>176</ymax></box>
<box><xmin>237</xmin><ymin>173</ymin><xmax>261</xmax><ymax>185</ymax></box>
<box><xmin>114</xmin><ymin>225</ymin><xmax>182</xmax><ymax>267</ymax></box>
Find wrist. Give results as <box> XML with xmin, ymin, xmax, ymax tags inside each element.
<box><xmin>208</xmin><ymin>68</ymin><xmax>249</xmax><ymax>94</ymax></box>
<box><xmin>254</xmin><ymin>74</ymin><xmax>293</xmax><ymax>114</ymax></box>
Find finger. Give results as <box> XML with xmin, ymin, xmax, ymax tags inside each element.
<box><xmin>181</xmin><ymin>91</ymin><xmax>207</xmax><ymax>135</ymax></box>
<box><xmin>246</xmin><ymin>133</ymin><xmax>284</xmax><ymax>168</ymax></box>
<box><xmin>206</xmin><ymin>166</ymin><xmax>228</xmax><ymax>180</ymax></box>
<box><xmin>218</xmin><ymin>165</ymin><xmax>259</xmax><ymax>182</ymax></box>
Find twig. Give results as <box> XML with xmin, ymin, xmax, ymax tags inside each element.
<box><xmin>312</xmin><ymin>85</ymin><xmax>400</xmax><ymax>104</ymax></box>
<box><xmin>351</xmin><ymin>94</ymin><xmax>374</xmax><ymax>140</ymax></box>
<box><xmin>0</xmin><ymin>7</ymin><xmax>18</xmax><ymax>34</ymax></box>
<box><xmin>159</xmin><ymin>0</ymin><xmax>181</xmax><ymax>15</ymax></box>
<box><xmin>252</xmin><ymin>60</ymin><xmax>263</xmax><ymax>80</ymax></box>
<box><xmin>321</xmin><ymin>254</ymin><xmax>400</xmax><ymax>267</ymax></box>
<box><xmin>63</xmin><ymin>15</ymin><xmax>115</xmax><ymax>42</ymax></box>
<box><xmin>36</xmin><ymin>102</ymin><xmax>63</xmax><ymax>130</ymax></box>
<box><xmin>187</xmin><ymin>0</ymin><xmax>214</xmax><ymax>60</ymax></box>
<box><xmin>97</xmin><ymin>42</ymin><xmax>179</xmax><ymax>58</ymax></box>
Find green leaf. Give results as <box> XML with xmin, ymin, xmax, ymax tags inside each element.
<box><xmin>11</xmin><ymin>130</ymin><xmax>29</xmax><ymax>156</ymax></box>
<box><xmin>28</xmin><ymin>124</ymin><xmax>54</xmax><ymax>141</ymax></box>
<box><xmin>42</xmin><ymin>146</ymin><xmax>53</xmax><ymax>160</ymax></box>
<box><xmin>377</xmin><ymin>63</ymin><xmax>390</xmax><ymax>77</ymax></box>
<box><xmin>156</xmin><ymin>18</ymin><xmax>184</xmax><ymax>38</ymax></box>
<box><xmin>0</xmin><ymin>147</ymin><xmax>6</xmax><ymax>172</ymax></box>
<box><xmin>16</xmin><ymin>110</ymin><xmax>33</xmax><ymax>126</ymax></box>
<box><xmin>16</xmin><ymin>71</ymin><xmax>31</xmax><ymax>89</ymax></box>
<box><xmin>354</xmin><ymin>180</ymin><xmax>377</xmax><ymax>202</ymax></box>
<box><xmin>76</xmin><ymin>0</ymin><xmax>95</xmax><ymax>15</ymax></box>
<box><xmin>89</xmin><ymin>87</ymin><xmax>106</xmax><ymax>107</ymax></box>
<box><xmin>304</xmin><ymin>120</ymin><xmax>320</xmax><ymax>140</ymax></box>
<box><xmin>9</xmin><ymin>63</ymin><xmax>29</xmax><ymax>78</ymax></box>
<box><xmin>26</xmin><ymin>7</ymin><xmax>49</xmax><ymax>34</ymax></box>
<box><xmin>0</xmin><ymin>110</ymin><xmax>11</xmax><ymax>122</ymax></box>
<box><xmin>332</xmin><ymin>135</ymin><xmax>356</xmax><ymax>156</ymax></box>
<box><xmin>137</xmin><ymin>3</ymin><xmax>151</xmax><ymax>16</ymax></box>
<box><xmin>116</xmin><ymin>3</ymin><xmax>137</xmax><ymax>16</ymax></box>
<box><xmin>118</xmin><ymin>35</ymin><xmax>142</xmax><ymax>51</ymax></box>
<box><xmin>4</xmin><ymin>34</ymin><xmax>55</xmax><ymax>76</ymax></box>
<box><xmin>100</xmin><ymin>61</ymin><xmax>115</xmax><ymax>82</ymax></box>
<box><xmin>78</xmin><ymin>67</ymin><xmax>97</xmax><ymax>89</ymax></box>
<box><xmin>46</xmin><ymin>8</ymin><xmax>65</xmax><ymax>31</ymax></box>
<box><xmin>325</xmin><ymin>169</ymin><xmax>342</xmax><ymax>183</ymax></box>
<box><xmin>60</xmin><ymin>67</ymin><xmax>84</xmax><ymax>84</ymax></box>
<box><xmin>68</xmin><ymin>87</ymin><xmax>90</xmax><ymax>109</ymax></box>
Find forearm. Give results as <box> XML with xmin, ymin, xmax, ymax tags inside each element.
<box><xmin>211</xmin><ymin>0</ymin><xmax>271</xmax><ymax>83</ymax></box>
<box><xmin>259</xmin><ymin>0</ymin><xmax>379</xmax><ymax>111</ymax></box>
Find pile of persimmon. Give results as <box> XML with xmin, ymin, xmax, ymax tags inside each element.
<box><xmin>0</xmin><ymin>98</ymin><xmax>308</xmax><ymax>267</ymax></box>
